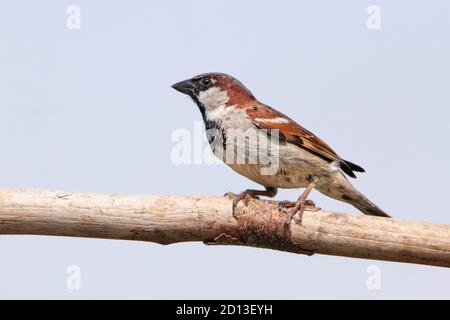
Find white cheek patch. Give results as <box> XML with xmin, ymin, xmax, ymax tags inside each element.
<box><xmin>254</xmin><ymin>117</ymin><xmax>290</xmax><ymax>124</ymax></box>
<box><xmin>198</xmin><ymin>87</ymin><xmax>230</xmax><ymax>110</ymax></box>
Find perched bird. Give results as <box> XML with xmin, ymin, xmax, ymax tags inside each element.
<box><xmin>172</xmin><ymin>73</ymin><xmax>390</xmax><ymax>226</ymax></box>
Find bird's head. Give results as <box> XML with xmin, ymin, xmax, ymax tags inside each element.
<box><xmin>171</xmin><ymin>73</ymin><xmax>255</xmax><ymax>119</ymax></box>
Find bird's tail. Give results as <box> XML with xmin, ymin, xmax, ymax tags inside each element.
<box><xmin>316</xmin><ymin>178</ymin><xmax>391</xmax><ymax>218</ymax></box>
<box><xmin>350</xmin><ymin>191</ymin><xmax>391</xmax><ymax>218</ymax></box>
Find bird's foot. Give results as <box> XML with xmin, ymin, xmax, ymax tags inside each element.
<box><xmin>277</xmin><ymin>200</ymin><xmax>296</xmax><ymax>209</ymax></box>
<box><xmin>283</xmin><ymin>200</ymin><xmax>305</xmax><ymax>231</ymax></box>
<box><xmin>282</xmin><ymin>199</ymin><xmax>321</xmax><ymax>231</ymax></box>
<box><xmin>304</xmin><ymin>199</ymin><xmax>321</xmax><ymax>211</ymax></box>
<box><xmin>278</xmin><ymin>199</ymin><xmax>320</xmax><ymax>211</ymax></box>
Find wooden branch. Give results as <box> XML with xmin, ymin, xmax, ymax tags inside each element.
<box><xmin>0</xmin><ymin>189</ymin><xmax>449</xmax><ymax>268</ymax></box>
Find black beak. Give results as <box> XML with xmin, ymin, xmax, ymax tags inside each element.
<box><xmin>171</xmin><ymin>79</ymin><xmax>197</xmax><ymax>96</ymax></box>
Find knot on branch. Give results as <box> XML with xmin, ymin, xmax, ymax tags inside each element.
<box><xmin>207</xmin><ymin>198</ymin><xmax>314</xmax><ymax>256</ymax></box>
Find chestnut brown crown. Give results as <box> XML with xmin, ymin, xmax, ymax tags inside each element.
<box><xmin>171</xmin><ymin>72</ymin><xmax>255</xmax><ymax>106</ymax></box>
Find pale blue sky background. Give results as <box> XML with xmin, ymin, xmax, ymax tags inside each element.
<box><xmin>0</xmin><ymin>0</ymin><xmax>449</xmax><ymax>299</ymax></box>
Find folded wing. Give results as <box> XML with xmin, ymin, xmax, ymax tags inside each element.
<box><xmin>246</xmin><ymin>102</ymin><xmax>364</xmax><ymax>178</ymax></box>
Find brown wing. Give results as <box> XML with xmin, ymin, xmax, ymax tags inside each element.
<box><xmin>246</xmin><ymin>102</ymin><xmax>364</xmax><ymax>178</ymax></box>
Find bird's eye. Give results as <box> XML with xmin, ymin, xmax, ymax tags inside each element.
<box><xmin>200</xmin><ymin>78</ymin><xmax>211</xmax><ymax>86</ymax></box>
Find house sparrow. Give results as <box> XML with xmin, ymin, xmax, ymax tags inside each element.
<box><xmin>172</xmin><ymin>73</ymin><xmax>390</xmax><ymax>227</ymax></box>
